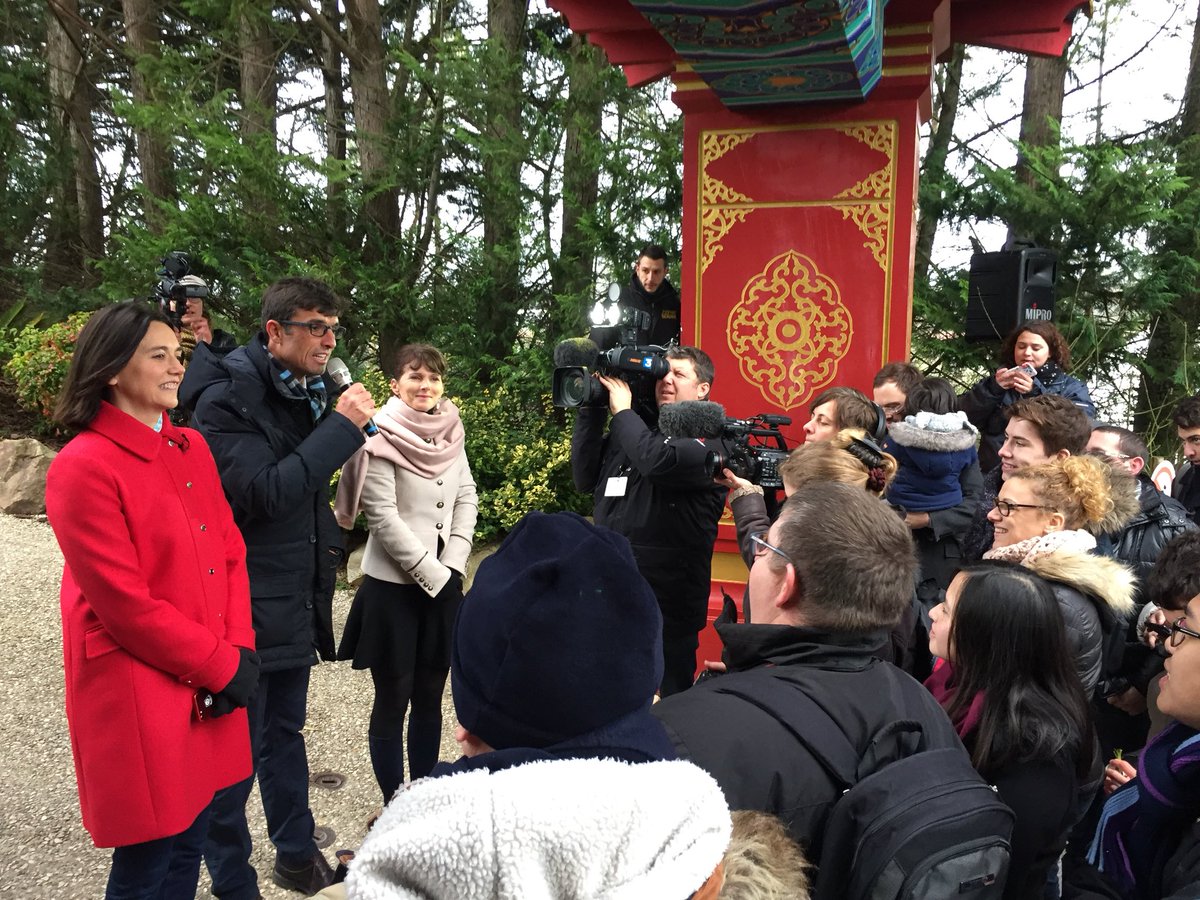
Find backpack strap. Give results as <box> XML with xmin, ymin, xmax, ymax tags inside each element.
<box><xmin>711</xmin><ymin>669</ymin><xmax>863</xmax><ymax>789</ymax></box>
<box><xmin>712</xmin><ymin>668</ymin><xmax>930</xmax><ymax>789</ymax></box>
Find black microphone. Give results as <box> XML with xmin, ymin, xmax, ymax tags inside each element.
<box><xmin>553</xmin><ymin>338</ymin><xmax>600</xmax><ymax>368</ymax></box>
<box><xmin>325</xmin><ymin>358</ymin><xmax>378</xmax><ymax>437</ymax></box>
<box><xmin>658</xmin><ymin>401</ymin><xmax>727</xmax><ymax>439</ymax></box>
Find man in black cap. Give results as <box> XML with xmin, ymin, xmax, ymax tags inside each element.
<box><xmin>345</xmin><ymin>510</ymin><xmax>731</xmax><ymax>899</ymax></box>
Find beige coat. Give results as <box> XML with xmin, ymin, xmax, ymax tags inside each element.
<box><xmin>358</xmin><ymin>450</ymin><xmax>478</xmax><ymax>596</ymax></box>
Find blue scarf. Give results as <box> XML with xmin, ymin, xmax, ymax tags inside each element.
<box><xmin>264</xmin><ymin>345</ymin><xmax>328</xmax><ymax>422</ymax></box>
<box><xmin>1088</xmin><ymin>721</ymin><xmax>1200</xmax><ymax>898</ymax></box>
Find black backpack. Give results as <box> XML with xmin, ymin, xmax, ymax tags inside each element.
<box><xmin>713</xmin><ymin>669</ymin><xmax>1015</xmax><ymax>900</ymax></box>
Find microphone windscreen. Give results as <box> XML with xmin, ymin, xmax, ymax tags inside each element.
<box><xmin>659</xmin><ymin>401</ymin><xmax>727</xmax><ymax>439</ymax></box>
<box><xmin>325</xmin><ymin>357</ymin><xmax>353</xmax><ymax>391</ymax></box>
<box><xmin>553</xmin><ymin>338</ymin><xmax>600</xmax><ymax>369</ymax></box>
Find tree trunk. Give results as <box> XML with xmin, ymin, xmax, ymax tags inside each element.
<box><xmin>1134</xmin><ymin>0</ymin><xmax>1200</xmax><ymax>443</ymax></box>
<box><xmin>1008</xmin><ymin>48</ymin><xmax>1069</xmax><ymax>245</ymax></box>
<box><xmin>550</xmin><ymin>30</ymin><xmax>604</xmax><ymax>340</ymax></box>
<box><xmin>238</xmin><ymin>4</ymin><xmax>276</xmax><ymax>139</ymax></box>
<box><xmin>44</xmin><ymin>0</ymin><xmax>104</xmax><ymax>289</ymax></box>
<box><xmin>320</xmin><ymin>0</ymin><xmax>348</xmax><ymax>238</ymax></box>
<box><xmin>914</xmin><ymin>43</ymin><xmax>964</xmax><ymax>290</ymax></box>
<box><xmin>121</xmin><ymin>0</ymin><xmax>174</xmax><ymax>233</ymax></box>
<box><xmin>344</xmin><ymin>0</ymin><xmax>399</xmax><ymax>262</ymax></box>
<box><xmin>477</xmin><ymin>0</ymin><xmax>528</xmax><ymax>380</ymax></box>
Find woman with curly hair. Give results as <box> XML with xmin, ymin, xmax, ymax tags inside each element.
<box><xmin>983</xmin><ymin>455</ymin><xmax>1136</xmax><ymax>696</ymax></box>
<box><xmin>719</xmin><ymin>427</ymin><xmax>898</xmax><ymax>571</ymax></box>
<box><xmin>961</xmin><ymin>322</ymin><xmax>1095</xmax><ymax>473</ymax></box>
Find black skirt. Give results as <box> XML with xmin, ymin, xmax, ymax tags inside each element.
<box><xmin>337</xmin><ymin>574</ymin><xmax>461</xmax><ymax>674</ymax></box>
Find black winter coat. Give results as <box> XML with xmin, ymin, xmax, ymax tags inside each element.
<box><xmin>1174</xmin><ymin>465</ymin><xmax>1200</xmax><ymax>526</ymax></box>
<box><xmin>572</xmin><ymin>406</ymin><xmax>727</xmax><ymax>637</ymax></box>
<box><xmin>651</xmin><ymin>622</ymin><xmax>965</xmax><ymax>851</ymax></box>
<box><xmin>1111</xmin><ymin>474</ymin><xmax>1197</xmax><ymax>594</ymax></box>
<box><xmin>180</xmin><ymin>338</ymin><xmax>365</xmax><ymax>671</ymax></box>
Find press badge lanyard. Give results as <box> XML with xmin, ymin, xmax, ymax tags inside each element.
<box><xmin>604</xmin><ymin>464</ymin><xmax>632</xmax><ymax>498</ymax></box>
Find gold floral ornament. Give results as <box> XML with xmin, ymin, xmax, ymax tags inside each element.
<box><xmin>727</xmin><ymin>250</ymin><xmax>853</xmax><ymax>411</ymax></box>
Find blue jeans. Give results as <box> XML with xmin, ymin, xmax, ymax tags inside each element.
<box><xmin>106</xmin><ymin>804</ymin><xmax>210</xmax><ymax>900</ymax></box>
<box><xmin>203</xmin><ymin>665</ymin><xmax>318</xmax><ymax>900</ymax></box>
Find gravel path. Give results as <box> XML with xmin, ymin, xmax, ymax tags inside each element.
<box><xmin>0</xmin><ymin>513</ymin><xmax>461</xmax><ymax>899</ymax></box>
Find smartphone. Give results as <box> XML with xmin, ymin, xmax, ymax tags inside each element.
<box><xmin>193</xmin><ymin>690</ymin><xmax>213</xmax><ymax>721</ymax></box>
<box><xmin>1016</xmin><ymin>363</ymin><xmax>1037</xmax><ymax>377</ymax></box>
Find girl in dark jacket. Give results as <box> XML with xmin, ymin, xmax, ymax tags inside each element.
<box><xmin>961</xmin><ymin>322</ymin><xmax>1095</xmax><ymax>473</ymax></box>
<box><xmin>927</xmin><ymin>562</ymin><xmax>1096</xmax><ymax>900</ymax></box>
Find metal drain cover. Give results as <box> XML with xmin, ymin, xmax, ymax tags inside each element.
<box><xmin>313</xmin><ymin>825</ymin><xmax>336</xmax><ymax>849</ymax></box>
<box><xmin>311</xmin><ymin>770</ymin><xmax>346</xmax><ymax>790</ymax></box>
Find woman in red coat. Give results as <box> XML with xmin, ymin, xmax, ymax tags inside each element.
<box><xmin>45</xmin><ymin>300</ymin><xmax>258</xmax><ymax>899</ymax></box>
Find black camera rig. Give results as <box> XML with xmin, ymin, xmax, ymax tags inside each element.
<box><xmin>704</xmin><ymin>414</ymin><xmax>792</xmax><ymax>489</ymax></box>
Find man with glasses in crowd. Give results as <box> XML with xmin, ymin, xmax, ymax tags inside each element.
<box><xmin>652</xmin><ymin>482</ymin><xmax>964</xmax><ymax>847</ymax></box>
<box><xmin>1087</xmin><ymin>425</ymin><xmax>1195</xmax><ymax>590</ymax></box>
<box><xmin>181</xmin><ymin>277</ymin><xmax>376</xmax><ymax>898</ymax></box>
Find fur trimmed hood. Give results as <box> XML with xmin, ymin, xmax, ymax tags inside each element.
<box><xmin>888</xmin><ymin>417</ymin><xmax>978</xmax><ymax>453</ymax></box>
<box><xmin>1086</xmin><ymin>465</ymin><xmax>1142</xmax><ymax>537</ymax></box>
<box><xmin>1022</xmin><ymin>547</ymin><xmax>1137</xmax><ymax>620</ymax></box>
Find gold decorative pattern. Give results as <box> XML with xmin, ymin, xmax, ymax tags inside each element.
<box><xmin>727</xmin><ymin>250</ymin><xmax>853</xmax><ymax>411</ymax></box>
<box><xmin>700</xmin><ymin>132</ymin><xmax>756</xmax><ymax>272</ymax></box>
<box><xmin>834</xmin><ymin>122</ymin><xmax>895</xmax><ymax>156</ymax></box>
<box><xmin>839</xmin><ymin>203</ymin><xmax>889</xmax><ymax>270</ymax></box>
<box><xmin>702</xmin><ymin>132</ymin><xmax>754</xmax><ymax>167</ymax></box>
<box><xmin>835</xmin><ymin>165</ymin><xmax>892</xmax><ymax>200</ymax></box>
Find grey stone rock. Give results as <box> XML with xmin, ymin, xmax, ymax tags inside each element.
<box><xmin>0</xmin><ymin>438</ymin><xmax>56</xmax><ymax>516</ymax></box>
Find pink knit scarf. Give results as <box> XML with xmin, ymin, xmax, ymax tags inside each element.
<box><xmin>333</xmin><ymin>396</ymin><xmax>465</xmax><ymax>528</ymax></box>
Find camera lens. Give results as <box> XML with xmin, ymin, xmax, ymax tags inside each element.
<box><xmin>559</xmin><ymin>370</ymin><xmax>589</xmax><ymax>406</ymax></box>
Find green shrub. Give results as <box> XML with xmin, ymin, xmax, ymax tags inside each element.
<box><xmin>458</xmin><ymin>385</ymin><xmax>590</xmax><ymax>542</ymax></box>
<box><xmin>3</xmin><ymin>312</ymin><xmax>91</xmax><ymax>432</ymax></box>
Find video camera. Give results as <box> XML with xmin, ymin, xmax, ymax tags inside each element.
<box><xmin>704</xmin><ymin>414</ymin><xmax>792</xmax><ymax>489</ymax></box>
<box><xmin>552</xmin><ymin>282</ymin><xmax>673</xmax><ymax>409</ymax></box>
<box><xmin>153</xmin><ymin>251</ymin><xmax>208</xmax><ymax>329</ymax></box>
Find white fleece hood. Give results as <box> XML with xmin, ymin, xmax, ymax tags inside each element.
<box><xmin>346</xmin><ymin>757</ymin><xmax>731</xmax><ymax>900</ymax></box>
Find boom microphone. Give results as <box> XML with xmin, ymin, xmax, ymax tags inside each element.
<box><xmin>325</xmin><ymin>357</ymin><xmax>379</xmax><ymax>436</ymax></box>
<box><xmin>553</xmin><ymin>338</ymin><xmax>600</xmax><ymax>368</ymax></box>
<box><xmin>658</xmin><ymin>401</ymin><xmax>727</xmax><ymax>439</ymax></box>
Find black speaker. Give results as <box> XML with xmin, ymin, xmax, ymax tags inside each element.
<box><xmin>964</xmin><ymin>249</ymin><xmax>1058</xmax><ymax>341</ymax></box>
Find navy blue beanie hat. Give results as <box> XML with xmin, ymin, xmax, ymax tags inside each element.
<box><xmin>451</xmin><ymin>510</ymin><xmax>664</xmax><ymax>751</ymax></box>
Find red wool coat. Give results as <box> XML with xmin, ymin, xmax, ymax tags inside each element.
<box><xmin>45</xmin><ymin>402</ymin><xmax>255</xmax><ymax>847</ymax></box>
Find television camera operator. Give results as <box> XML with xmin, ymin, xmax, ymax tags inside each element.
<box><xmin>569</xmin><ymin>341</ymin><xmax>735</xmax><ymax>698</ymax></box>
<box><xmin>154</xmin><ymin>251</ymin><xmax>237</xmax><ymax>361</ymax></box>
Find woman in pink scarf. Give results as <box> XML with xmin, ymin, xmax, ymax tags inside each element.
<box><xmin>334</xmin><ymin>344</ymin><xmax>478</xmax><ymax>802</ymax></box>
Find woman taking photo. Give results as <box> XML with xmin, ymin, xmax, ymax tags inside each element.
<box><xmin>926</xmin><ymin>562</ymin><xmax>1096</xmax><ymax>899</ymax></box>
<box><xmin>983</xmin><ymin>455</ymin><xmax>1136</xmax><ymax>696</ymax></box>
<box><xmin>335</xmin><ymin>344</ymin><xmax>477</xmax><ymax>802</ymax></box>
<box><xmin>961</xmin><ymin>322</ymin><xmax>1095</xmax><ymax>473</ymax></box>
<box><xmin>45</xmin><ymin>301</ymin><xmax>257</xmax><ymax>899</ymax></box>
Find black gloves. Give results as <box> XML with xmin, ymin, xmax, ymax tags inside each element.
<box><xmin>435</xmin><ymin>570</ymin><xmax>464</xmax><ymax>602</ymax></box>
<box><xmin>208</xmin><ymin>647</ymin><xmax>261</xmax><ymax>718</ymax></box>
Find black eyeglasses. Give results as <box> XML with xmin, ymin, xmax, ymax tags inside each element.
<box><xmin>1168</xmin><ymin>616</ymin><xmax>1200</xmax><ymax>649</ymax></box>
<box><xmin>750</xmin><ymin>532</ymin><xmax>793</xmax><ymax>567</ymax></box>
<box><xmin>277</xmin><ymin>319</ymin><xmax>346</xmax><ymax>339</ymax></box>
<box><xmin>993</xmin><ymin>499</ymin><xmax>1052</xmax><ymax>518</ymax></box>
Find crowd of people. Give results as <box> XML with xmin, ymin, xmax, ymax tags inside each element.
<box><xmin>38</xmin><ymin>248</ymin><xmax>1200</xmax><ymax>899</ymax></box>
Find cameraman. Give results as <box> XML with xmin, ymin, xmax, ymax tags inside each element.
<box><xmin>165</xmin><ymin>274</ymin><xmax>237</xmax><ymax>362</ymax></box>
<box><xmin>592</xmin><ymin>244</ymin><xmax>680</xmax><ymax>351</ymax></box>
<box><xmin>571</xmin><ymin>346</ymin><xmax>727</xmax><ymax>697</ymax></box>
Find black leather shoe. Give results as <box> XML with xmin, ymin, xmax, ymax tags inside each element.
<box><xmin>272</xmin><ymin>849</ymin><xmax>335</xmax><ymax>894</ymax></box>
